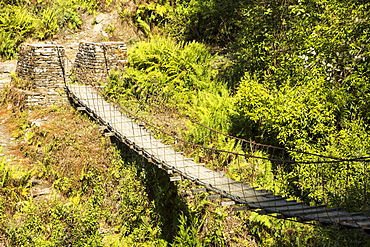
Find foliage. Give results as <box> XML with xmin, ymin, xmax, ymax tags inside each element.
<box><xmin>134</xmin><ymin>2</ymin><xmax>172</xmax><ymax>36</ymax></box>
<box><xmin>0</xmin><ymin>5</ymin><xmax>36</xmax><ymax>60</ymax></box>
<box><xmin>35</xmin><ymin>6</ymin><xmax>61</xmax><ymax>40</ymax></box>
<box><xmin>0</xmin><ymin>147</ymin><xmax>33</xmax><ymax>204</ymax></box>
<box><xmin>105</xmin><ymin>36</ymin><xmax>240</xmax><ymax>169</ymax></box>
<box><xmin>105</xmin><ymin>36</ymin><xmax>219</xmax><ymax>106</ymax></box>
<box><xmin>0</xmin><ymin>105</ymin><xmax>169</xmax><ymax>246</ymax></box>
<box><xmin>167</xmin><ymin>0</ymin><xmax>247</xmax><ymax>45</ymax></box>
<box><xmin>172</xmin><ymin>214</ymin><xmax>202</xmax><ymax>247</ymax></box>
<box><xmin>229</xmin><ymin>1</ymin><xmax>370</xmax><ymax>211</ymax></box>
<box><xmin>0</xmin><ymin>103</ymin><xmax>257</xmax><ymax>246</ymax></box>
<box><xmin>0</xmin><ymin>0</ymin><xmax>96</xmax><ymax>60</ymax></box>
<box><xmin>246</xmin><ymin>212</ymin><xmax>370</xmax><ymax>247</ymax></box>
<box><xmin>235</xmin><ymin>73</ymin><xmax>338</xmax><ymax>147</ymax></box>
<box><xmin>5</xmin><ymin>200</ymin><xmax>103</xmax><ymax>246</ymax></box>
<box><xmin>105</xmin><ymin>0</ymin><xmax>370</xmax><ymax>243</ymax></box>
<box><xmin>117</xmin><ymin>0</ymin><xmax>173</xmax><ymax>37</ymax></box>
<box><xmin>2</xmin><ymin>0</ymin><xmax>370</xmax><ymax>245</ymax></box>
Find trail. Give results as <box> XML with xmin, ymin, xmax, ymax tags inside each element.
<box><xmin>0</xmin><ymin>109</ymin><xmax>26</xmax><ymax>167</ymax></box>
<box><xmin>0</xmin><ymin>119</ymin><xmax>13</xmax><ymax>158</ymax></box>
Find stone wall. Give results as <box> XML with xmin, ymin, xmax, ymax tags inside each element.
<box><xmin>15</xmin><ymin>43</ymin><xmax>67</xmax><ymax>106</ymax></box>
<box><xmin>73</xmin><ymin>41</ymin><xmax>128</xmax><ymax>84</ymax></box>
<box><xmin>13</xmin><ymin>41</ymin><xmax>128</xmax><ymax>107</ymax></box>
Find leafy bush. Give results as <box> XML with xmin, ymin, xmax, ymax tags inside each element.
<box><xmin>0</xmin><ymin>30</ymin><xmax>18</xmax><ymax>60</ymax></box>
<box><xmin>235</xmin><ymin>73</ymin><xmax>338</xmax><ymax>147</ymax></box>
<box><xmin>106</xmin><ymin>37</ymin><xmax>219</xmax><ymax>105</ymax></box>
<box><xmin>134</xmin><ymin>2</ymin><xmax>172</xmax><ymax>36</ymax></box>
<box><xmin>35</xmin><ymin>7</ymin><xmax>60</xmax><ymax>40</ymax></box>
<box><xmin>230</xmin><ymin>1</ymin><xmax>370</xmax><ymax>210</ymax></box>
<box><xmin>5</xmin><ymin>200</ymin><xmax>103</xmax><ymax>246</ymax></box>
<box><xmin>0</xmin><ymin>0</ymin><xmax>95</xmax><ymax>60</ymax></box>
<box><xmin>0</xmin><ymin>5</ymin><xmax>36</xmax><ymax>60</ymax></box>
<box><xmin>168</xmin><ymin>0</ymin><xmax>247</xmax><ymax>45</ymax></box>
<box><xmin>172</xmin><ymin>214</ymin><xmax>202</xmax><ymax>247</ymax></box>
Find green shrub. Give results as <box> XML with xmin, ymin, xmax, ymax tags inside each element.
<box><xmin>0</xmin><ymin>5</ymin><xmax>36</xmax><ymax>60</ymax></box>
<box><xmin>0</xmin><ymin>30</ymin><xmax>18</xmax><ymax>60</ymax></box>
<box><xmin>168</xmin><ymin>0</ymin><xmax>247</xmax><ymax>45</ymax></box>
<box><xmin>4</xmin><ymin>200</ymin><xmax>103</xmax><ymax>246</ymax></box>
<box><xmin>106</xmin><ymin>37</ymin><xmax>219</xmax><ymax>106</ymax></box>
<box><xmin>0</xmin><ymin>0</ymin><xmax>96</xmax><ymax>60</ymax></box>
<box><xmin>172</xmin><ymin>214</ymin><xmax>202</xmax><ymax>247</ymax></box>
<box><xmin>35</xmin><ymin>7</ymin><xmax>60</xmax><ymax>40</ymax></box>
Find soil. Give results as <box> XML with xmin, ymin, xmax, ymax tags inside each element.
<box><xmin>0</xmin><ymin>116</ymin><xmax>15</xmax><ymax>160</ymax></box>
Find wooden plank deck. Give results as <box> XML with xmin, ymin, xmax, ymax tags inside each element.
<box><xmin>66</xmin><ymin>84</ymin><xmax>370</xmax><ymax>233</ymax></box>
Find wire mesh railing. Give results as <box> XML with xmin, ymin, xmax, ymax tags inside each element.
<box><xmin>64</xmin><ymin>81</ymin><xmax>370</xmax><ymax>234</ymax></box>
<box><xmin>58</xmin><ymin>41</ymin><xmax>370</xmax><ymax>234</ymax></box>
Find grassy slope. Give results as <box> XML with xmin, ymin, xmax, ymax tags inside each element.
<box><xmin>0</xmin><ymin>100</ymin><xmax>255</xmax><ymax>246</ymax></box>
<box><xmin>2</xmin><ymin>0</ymin><xmax>370</xmax><ymax>245</ymax></box>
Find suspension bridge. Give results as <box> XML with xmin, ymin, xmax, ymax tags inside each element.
<box><xmin>65</xmin><ymin>81</ymin><xmax>370</xmax><ymax>235</ymax></box>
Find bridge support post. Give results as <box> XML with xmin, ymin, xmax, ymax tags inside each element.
<box><xmin>73</xmin><ymin>41</ymin><xmax>128</xmax><ymax>85</ymax></box>
<box><xmin>14</xmin><ymin>43</ymin><xmax>67</xmax><ymax>107</ymax></box>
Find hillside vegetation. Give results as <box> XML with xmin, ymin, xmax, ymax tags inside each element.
<box><xmin>107</xmin><ymin>0</ymin><xmax>370</xmax><ymax>209</ymax></box>
<box><xmin>1</xmin><ymin>0</ymin><xmax>370</xmax><ymax>246</ymax></box>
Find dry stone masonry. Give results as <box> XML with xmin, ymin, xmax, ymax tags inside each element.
<box><xmin>73</xmin><ymin>41</ymin><xmax>128</xmax><ymax>84</ymax></box>
<box><xmin>16</xmin><ymin>43</ymin><xmax>67</xmax><ymax>106</ymax></box>
<box><xmin>14</xmin><ymin>41</ymin><xmax>127</xmax><ymax>107</ymax></box>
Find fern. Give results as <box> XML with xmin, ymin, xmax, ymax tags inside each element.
<box><xmin>36</xmin><ymin>7</ymin><xmax>61</xmax><ymax>40</ymax></box>
<box><xmin>172</xmin><ymin>214</ymin><xmax>203</xmax><ymax>247</ymax></box>
<box><xmin>0</xmin><ymin>30</ymin><xmax>18</xmax><ymax>60</ymax></box>
<box><xmin>0</xmin><ymin>6</ymin><xmax>35</xmax><ymax>60</ymax></box>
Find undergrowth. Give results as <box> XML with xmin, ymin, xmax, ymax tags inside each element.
<box><xmin>0</xmin><ymin>100</ymin><xmax>258</xmax><ymax>246</ymax></box>
<box><xmin>0</xmin><ymin>0</ymin><xmax>97</xmax><ymax>60</ymax></box>
<box><xmin>1</xmin><ymin>0</ymin><xmax>370</xmax><ymax>244</ymax></box>
<box><xmin>103</xmin><ymin>35</ymin><xmax>370</xmax><ymax>246</ymax></box>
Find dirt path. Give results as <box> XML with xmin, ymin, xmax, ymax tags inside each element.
<box><xmin>56</xmin><ymin>11</ymin><xmax>140</xmax><ymax>62</ymax></box>
<box><xmin>0</xmin><ymin>109</ymin><xmax>25</xmax><ymax>167</ymax></box>
<box><xmin>0</xmin><ymin>121</ymin><xmax>12</xmax><ymax>153</ymax></box>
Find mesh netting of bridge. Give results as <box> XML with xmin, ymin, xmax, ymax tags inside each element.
<box><xmin>64</xmin><ymin>81</ymin><xmax>370</xmax><ymax>234</ymax></box>
<box><xmin>46</xmin><ymin>41</ymin><xmax>370</xmax><ymax>235</ymax></box>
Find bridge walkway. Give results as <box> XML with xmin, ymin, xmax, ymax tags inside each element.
<box><xmin>66</xmin><ymin>84</ymin><xmax>370</xmax><ymax>234</ymax></box>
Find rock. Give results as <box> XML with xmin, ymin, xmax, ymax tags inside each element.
<box><xmin>95</xmin><ymin>13</ymin><xmax>106</xmax><ymax>24</ymax></box>
<box><xmin>0</xmin><ymin>64</ymin><xmax>15</xmax><ymax>73</ymax></box>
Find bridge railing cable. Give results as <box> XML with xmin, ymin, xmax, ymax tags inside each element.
<box><xmin>115</xmin><ymin>68</ymin><xmax>370</xmax><ymax>163</ymax></box>
<box><xmin>80</xmin><ymin>77</ymin><xmax>370</xmax><ymax>207</ymax></box>
<box><xmin>76</xmin><ymin>85</ymin><xmax>367</xmax><ymax>164</ymax></box>
<box><xmin>61</xmin><ymin>47</ymin><xmax>370</xmax><ymax>234</ymax></box>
